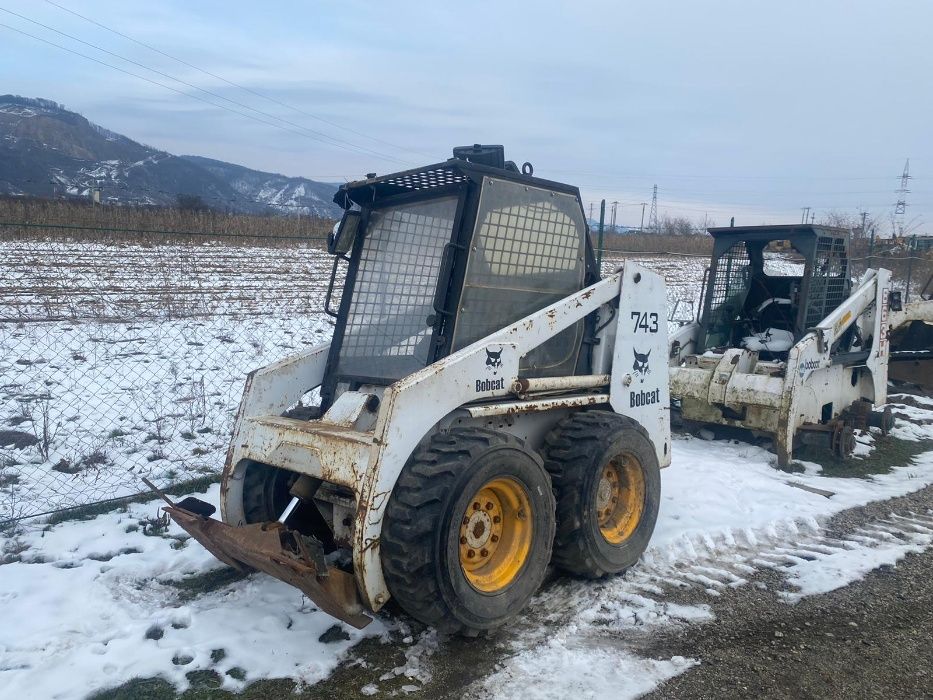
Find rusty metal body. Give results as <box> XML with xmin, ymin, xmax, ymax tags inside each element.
<box><xmin>167</xmin><ymin>506</ymin><xmax>371</xmax><ymax>628</ymax></box>
<box><xmin>668</xmin><ymin>224</ymin><xmax>926</xmax><ymax>465</ymax></box>
<box><xmin>163</xmin><ymin>147</ymin><xmax>671</xmax><ymax>628</ymax></box>
<box><xmin>198</xmin><ymin>263</ymin><xmax>669</xmax><ymax>625</ymax></box>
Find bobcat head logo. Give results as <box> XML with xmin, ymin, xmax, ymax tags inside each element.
<box><xmin>632</xmin><ymin>348</ymin><xmax>651</xmax><ymax>381</ymax></box>
<box><xmin>485</xmin><ymin>348</ymin><xmax>503</xmax><ymax>372</ymax></box>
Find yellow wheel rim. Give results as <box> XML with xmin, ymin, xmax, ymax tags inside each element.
<box><xmin>596</xmin><ymin>454</ymin><xmax>646</xmax><ymax>545</ymax></box>
<box><xmin>459</xmin><ymin>477</ymin><xmax>533</xmax><ymax>593</ymax></box>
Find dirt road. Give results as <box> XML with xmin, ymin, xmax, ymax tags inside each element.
<box><xmin>642</xmin><ymin>484</ymin><xmax>933</xmax><ymax>700</ymax></box>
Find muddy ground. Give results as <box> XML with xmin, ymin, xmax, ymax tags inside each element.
<box><xmin>641</xmin><ymin>484</ymin><xmax>933</xmax><ymax>700</ymax></box>
<box><xmin>91</xmin><ymin>483</ymin><xmax>933</xmax><ymax>700</ymax></box>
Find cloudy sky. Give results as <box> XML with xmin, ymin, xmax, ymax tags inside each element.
<box><xmin>1</xmin><ymin>0</ymin><xmax>929</xmax><ymax>231</ymax></box>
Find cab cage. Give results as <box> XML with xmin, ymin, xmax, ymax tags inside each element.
<box><xmin>322</xmin><ymin>150</ymin><xmax>599</xmax><ymax>406</ymax></box>
<box><xmin>699</xmin><ymin>224</ymin><xmax>851</xmax><ymax>353</ymax></box>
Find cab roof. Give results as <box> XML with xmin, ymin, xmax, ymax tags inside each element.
<box><xmin>333</xmin><ymin>157</ymin><xmax>581</xmax><ymax>209</ymax></box>
<box><xmin>707</xmin><ymin>224</ymin><xmax>849</xmax><ymax>242</ymax></box>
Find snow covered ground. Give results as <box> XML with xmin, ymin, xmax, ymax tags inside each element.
<box><xmin>0</xmin><ymin>314</ymin><xmax>332</xmax><ymax>520</ymax></box>
<box><xmin>478</xmin><ymin>422</ymin><xmax>933</xmax><ymax>699</ymax></box>
<box><xmin>1</xmin><ymin>396</ymin><xmax>931</xmax><ymax>699</ymax></box>
<box><xmin>0</xmin><ymin>239</ymin><xmax>335</xmax><ymax>521</ymax></box>
<box><xmin>1</xmin><ymin>239</ymin><xmax>931</xmax><ymax>698</ymax></box>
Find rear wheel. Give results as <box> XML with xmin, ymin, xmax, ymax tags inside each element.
<box><xmin>381</xmin><ymin>428</ymin><xmax>555</xmax><ymax>635</ymax></box>
<box><xmin>239</xmin><ymin>460</ymin><xmax>335</xmax><ymax>551</ymax></box>
<box><xmin>542</xmin><ymin>411</ymin><xmax>660</xmax><ymax>578</ymax></box>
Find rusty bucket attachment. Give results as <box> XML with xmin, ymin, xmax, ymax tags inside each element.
<box><xmin>143</xmin><ymin>479</ymin><xmax>371</xmax><ymax>629</ymax></box>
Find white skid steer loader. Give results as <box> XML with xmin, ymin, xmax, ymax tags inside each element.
<box><xmin>668</xmin><ymin>224</ymin><xmax>932</xmax><ymax>465</ymax></box>
<box><xmin>156</xmin><ymin>145</ymin><xmax>670</xmax><ymax>634</ymax></box>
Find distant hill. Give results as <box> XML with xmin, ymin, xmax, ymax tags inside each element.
<box><xmin>0</xmin><ymin>95</ymin><xmax>342</xmax><ymax>218</ymax></box>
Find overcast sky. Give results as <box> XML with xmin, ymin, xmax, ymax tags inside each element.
<box><xmin>0</xmin><ymin>0</ymin><xmax>929</xmax><ymax>231</ymax></box>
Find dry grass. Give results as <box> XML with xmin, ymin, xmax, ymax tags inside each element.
<box><xmin>850</xmin><ymin>238</ymin><xmax>933</xmax><ymax>297</ymax></box>
<box><xmin>0</xmin><ymin>197</ymin><xmax>334</xmax><ymax>247</ymax></box>
<box><xmin>593</xmin><ymin>232</ymin><xmax>713</xmax><ymax>256</ymax></box>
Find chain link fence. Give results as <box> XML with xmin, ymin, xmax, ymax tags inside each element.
<box><xmin>0</xmin><ymin>219</ymin><xmax>336</xmax><ymax>524</ymax></box>
<box><xmin>2</xmin><ymin>211</ymin><xmax>928</xmax><ymax>526</ymax></box>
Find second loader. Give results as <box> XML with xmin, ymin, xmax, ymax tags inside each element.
<box><xmin>668</xmin><ymin>224</ymin><xmax>933</xmax><ymax>465</ymax></box>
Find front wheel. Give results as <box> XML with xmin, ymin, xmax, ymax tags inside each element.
<box><xmin>380</xmin><ymin>428</ymin><xmax>555</xmax><ymax>635</ymax></box>
<box><xmin>542</xmin><ymin>411</ymin><xmax>660</xmax><ymax>578</ymax></box>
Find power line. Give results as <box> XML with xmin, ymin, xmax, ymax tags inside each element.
<box><xmin>0</xmin><ymin>22</ymin><xmax>363</xmax><ymax>154</ymax></box>
<box><xmin>571</xmin><ymin>180</ymin><xmax>931</xmax><ymax>199</ymax></box>
<box><xmin>548</xmin><ymin>168</ymin><xmax>921</xmax><ymax>182</ymax></box>
<box><xmin>0</xmin><ymin>8</ymin><xmax>411</xmax><ymax>165</ymax></box>
<box><xmin>584</xmin><ymin>192</ymin><xmax>926</xmax><ymax>216</ymax></box>
<box><xmin>42</xmin><ymin>0</ymin><xmax>432</xmax><ymax>160</ymax></box>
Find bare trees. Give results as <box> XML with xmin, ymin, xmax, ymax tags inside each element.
<box><xmin>818</xmin><ymin>210</ymin><xmax>884</xmax><ymax>239</ymax></box>
<box><xmin>656</xmin><ymin>215</ymin><xmax>715</xmax><ymax>236</ymax></box>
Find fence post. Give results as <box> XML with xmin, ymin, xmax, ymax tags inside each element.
<box><xmin>596</xmin><ymin>199</ymin><xmax>606</xmax><ymax>272</ymax></box>
<box><xmin>905</xmin><ymin>235</ymin><xmax>915</xmax><ymax>300</ymax></box>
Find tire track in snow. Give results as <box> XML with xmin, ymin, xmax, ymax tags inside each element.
<box><xmin>621</xmin><ymin>509</ymin><xmax>933</xmax><ymax>601</ymax></box>
<box><xmin>465</xmin><ymin>508</ymin><xmax>933</xmax><ymax>699</ymax></box>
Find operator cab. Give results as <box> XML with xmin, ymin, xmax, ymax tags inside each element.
<box><xmin>698</xmin><ymin>224</ymin><xmax>851</xmax><ymax>359</ymax></box>
<box><xmin>323</xmin><ymin>145</ymin><xmax>598</xmax><ymax>407</ymax></box>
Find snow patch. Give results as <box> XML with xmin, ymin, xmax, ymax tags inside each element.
<box><xmin>481</xmin><ymin>633</ymin><xmax>696</xmax><ymax>700</ymax></box>
<box><xmin>0</xmin><ymin>484</ymin><xmax>386</xmax><ymax>699</ymax></box>
<box><xmin>781</xmin><ymin>512</ymin><xmax>933</xmax><ymax>599</ymax></box>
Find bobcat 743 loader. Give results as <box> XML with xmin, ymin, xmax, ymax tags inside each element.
<box><xmin>158</xmin><ymin>146</ymin><xmax>671</xmax><ymax>634</ymax></box>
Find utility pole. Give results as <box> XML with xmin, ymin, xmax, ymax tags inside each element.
<box><xmin>639</xmin><ymin>202</ymin><xmax>647</xmax><ymax>233</ymax></box>
<box><xmin>597</xmin><ymin>200</ymin><xmax>606</xmax><ymax>270</ymax></box>
<box><xmin>648</xmin><ymin>185</ymin><xmax>659</xmax><ymax>234</ymax></box>
<box><xmin>610</xmin><ymin>200</ymin><xmax>618</xmax><ymax>233</ymax></box>
<box><xmin>859</xmin><ymin>210</ymin><xmax>868</xmax><ymax>239</ymax></box>
<box><xmin>588</xmin><ymin>202</ymin><xmax>594</xmax><ymax>227</ymax></box>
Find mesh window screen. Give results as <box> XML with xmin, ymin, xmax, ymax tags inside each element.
<box><xmin>805</xmin><ymin>236</ymin><xmax>849</xmax><ymax>327</ymax></box>
<box><xmin>704</xmin><ymin>241</ymin><xmax>751</xmax><ymax>348</ymax></box>
<box><xmin>453</xmin><ymin>178</ymin><xmax>586</xmax><ymax>376</ymax></box>
<box><xmin>337</xmin><ymin>197</ymin><xmax>457</xmax><ymax>379</ymax></box>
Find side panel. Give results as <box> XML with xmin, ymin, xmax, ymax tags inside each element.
<box><xmin>610</xmin><ymin>263</ymin><xmax>672</xmax><ymax>467</ymax></box>
<box><xmin>355</xmin><ymin>275</ymin><xmax>624</xmax><ymax>610</ymax></box>
<box><xmin>221</xmin><ymin>343</ymin><xmax>330</xmax><ymax>524</ymax></box>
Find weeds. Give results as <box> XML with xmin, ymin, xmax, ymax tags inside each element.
<box><xmin>1</xmin><ymin>536</ymin><xmax>29</xmax><ymax>565</ymax></box>
<box><xmin>0</xmin><ymin>196</ymin><xmax>334</xmax><ymax>248</ymax></box>
<box><xmin>141</xmin><ymin>510</ymin><xmax>170</xmax><ymax>536</ymax></box>
<box><xmin>19</xmin><ymin>395</ymin><xmax>59</xmax><ymax>462</ymax></box>
<box><xmin>164</xmin><ymin>567</ymin><xmax>249</xmax><ymax>602</ymax></box>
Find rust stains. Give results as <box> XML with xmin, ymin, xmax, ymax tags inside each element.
<box><xmin>164</xmin><ymin>503</ymin><xmax>372</xmax><ymax>629</ymax></box>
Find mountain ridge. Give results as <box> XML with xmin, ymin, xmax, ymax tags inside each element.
<box><xmin>0</xmin><ymin>95</ymin><xmax>343</xmax><ymax>218</ymax></box>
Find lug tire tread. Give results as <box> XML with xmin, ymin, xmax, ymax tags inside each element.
<box><xmin>381</xmin><ymin>428</ymin><xmax>553</xmax><ymax>635</ymax></box>
<box><xmin>542</xmin><ymin>410</ymin><xmax>659</xmax><ymax>578</ymax></box>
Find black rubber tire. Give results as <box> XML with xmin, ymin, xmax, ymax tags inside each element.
<box><xmin>542</xmin><ymin>411</ymin><xmax>660</xmax><ymax>578</ymax></box>
<box><xmin>380</xmin><ymin>428</ymin><xmax>555</xmax><ymax>635</ymax></box>
<box><xmin>241</xmin><ymin>460</ymin><xmax>293</xmax><ymax>523</ymax></box>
